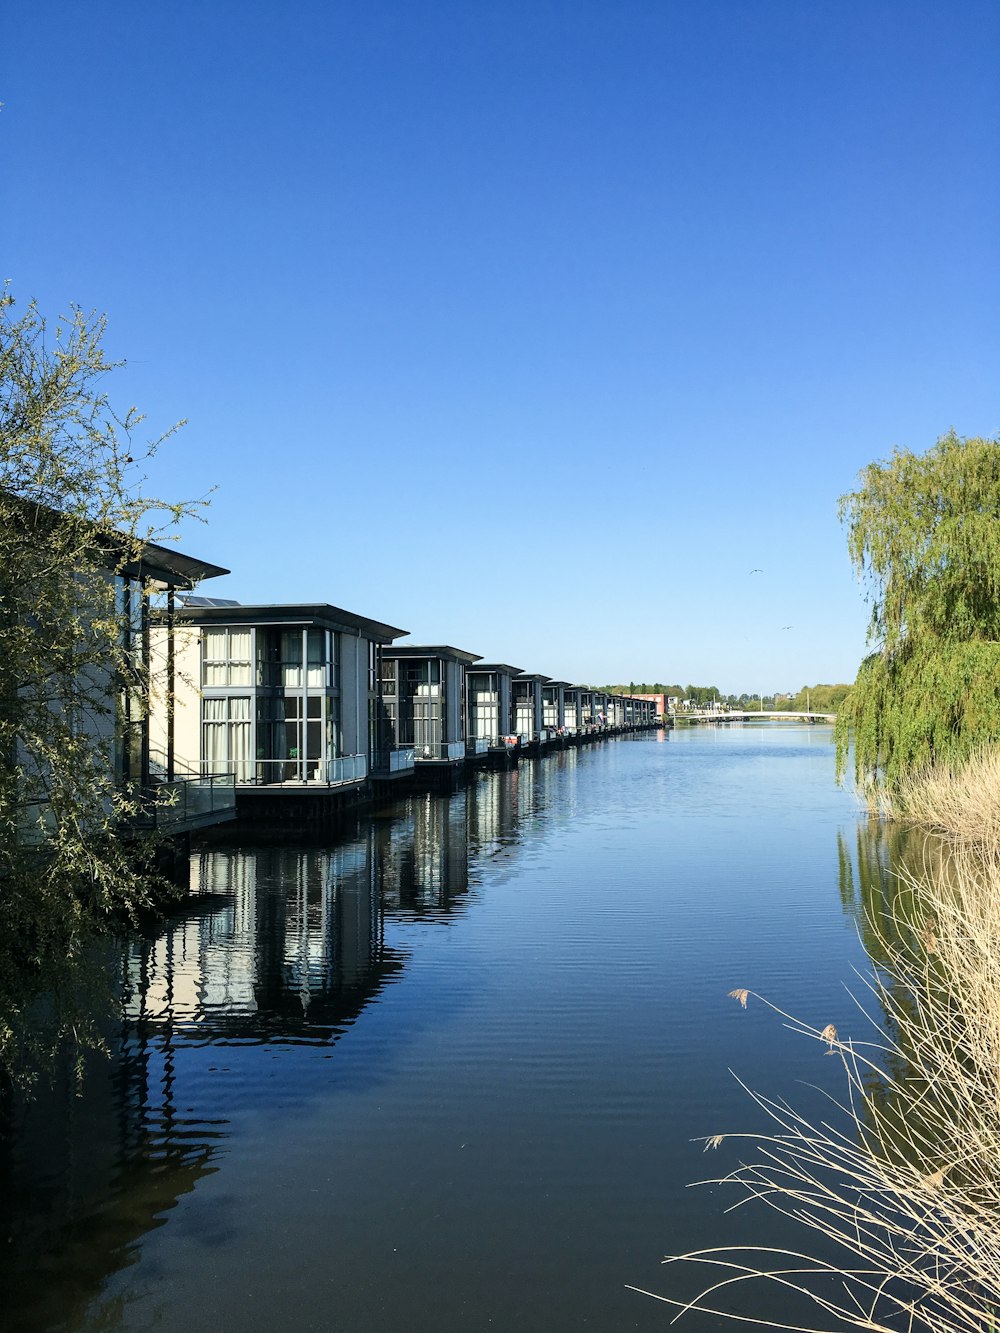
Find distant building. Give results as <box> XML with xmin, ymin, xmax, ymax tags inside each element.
<box><xmin>628</xmin><ymin>692</ymin><xmax>668</xmax><ymax>718</ymax></box>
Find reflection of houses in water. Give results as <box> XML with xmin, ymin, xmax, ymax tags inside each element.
<box><xmin>466</xmin><ymin>769</ymin><xmax>519</xmax><ymax>855</ymax></box>
<box><xmin>0</xmin><ymin>839</ymin><xmax>411</xmax><ymax>1327</ymax></box>
<box><xmin>129</xmin><ymin>840</ymin><xmax>407</xmax><ymax>1042</ymax></box>
<box><xmin>0</xmin><ymin>946</ymin><xmax>222</xmax><ymax>1330</ymax></box>
<box><xmin>378</xmin><ymin>790</ymin><xmax>471</xmax><ymax>916</ymax></box>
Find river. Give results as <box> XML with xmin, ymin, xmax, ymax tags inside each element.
<box><xmin>1</xmin><ymin>725</ymin><xmax>878</xmax><ymax>1331</ymax></box>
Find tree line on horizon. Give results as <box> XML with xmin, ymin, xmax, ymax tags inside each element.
<box><xmin>598</xmin><ymin>682</ymin><xmax>852</xmax><ymax>712</ymax></box>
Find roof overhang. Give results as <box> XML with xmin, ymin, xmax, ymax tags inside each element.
<box><xmin>384</xmin><ymin>644</ymin><xmax>481</xmax><ymax>665</ymax></box>
<box><xmin>173</xmin><ymin>602</ymin><xmax>407</xmax><ymax>643</ymax></box>
<box><xmin>469</xmin><ymin>662</ymin><xmax>524</xmax><ymax>676</ymax></box>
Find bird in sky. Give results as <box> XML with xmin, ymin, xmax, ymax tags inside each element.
<box><xmin>781</xmin><ymin>625</ymin><xmax>794</xmax><ymax>630</ymax></box>
<box><xmin>749</xmin><ymin>568</ymin><xmax>763</xmax><ymax>574</ymax></box>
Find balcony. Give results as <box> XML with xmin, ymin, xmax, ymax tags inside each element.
<box><xmin>414</xmin><ymin>740</ymin><xmax>466</xmax><ymax>762</ymax></box>
<box><xmin>204</xmin><ymin>754</ymin><xmax>368</xmax><ymax>787</ymax></box>
<box><xmin>154</xmin><ymin>773</ymin><xmax>237</xmax><ymax>831</ymax></box>
<box><xmin>373</xmin><ymin>745</ymin><xmax>416</xmax><ymax>776</ymax></box>
<box><xmin>465</xmin><ymin>737</ymin><xmax>490</xmax><ymax>757</ymax></box>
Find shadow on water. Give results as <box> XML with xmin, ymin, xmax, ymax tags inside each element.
<box><xmin>0</xmin><ymin>757</ymin><xmax>578</xmax><ymax>1330</ymax></box>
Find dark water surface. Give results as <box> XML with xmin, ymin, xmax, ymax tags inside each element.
<box><xmin>2</xmin><ymin>727</ymin><xmax>877</xmax><ymax>1331</ymax></box>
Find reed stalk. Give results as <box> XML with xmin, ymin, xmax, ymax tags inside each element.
<box><xmin>636</xmin><ymin>752</ymin><xmax>1000</xmax><ymax>1329</ymax></box>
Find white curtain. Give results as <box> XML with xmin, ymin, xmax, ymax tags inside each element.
<box><xmin>229</xmin><ymin>696</ymin><xmax>251</xmax><ymax>779</ymax></box>
<box><xmin>202</xmin><ymin>696</ymin><xmax>251</xmax><ymax>778</ymax></box>
<box><xmin>203</xmin><ymin>629</ymin><xmax>227</xmax><ymax>685</ymax></box>
<box><xmin>229</xmin><ymin>630</ymin><xmax>252</xmax><ymax>686</ymax></box>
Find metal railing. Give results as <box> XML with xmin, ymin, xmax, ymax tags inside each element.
<box><xmin>201</xmin><ymin>754</ymin><xmax>368</xmax><ymax>787</ymax></box>
<box><xmin>327</xmin><ymin>753</ymin><xmax>368</xmax><ymax>784</ymax></box>
<box><xmin>414</xmin><ymin>740</ymin><xmax>466</xmax><ymax>762</ymax></box>
<box><xmin>373</xmin><ymin>744</ymin><xmax>415</xmax><ymax>774</ymax></box>
<box><xmin>155</xmin><ymin>773</ymin><xmax>236</xmax><ymax>829</ymax></box>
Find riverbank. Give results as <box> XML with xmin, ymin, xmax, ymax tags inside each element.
<box><xmin>661</xmin><ymin>749</ymin><xmax>1000</xmax><ymax>1329</ymax></box>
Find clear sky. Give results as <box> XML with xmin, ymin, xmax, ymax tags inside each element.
<box><xmin>4</xmin><ymin>1</ymin><xmax>998</xmax><ymax>693</ymax></box>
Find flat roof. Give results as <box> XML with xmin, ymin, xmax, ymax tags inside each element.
<box><xmin>3</xmin><ymin>494</ymin><xmax>230</xmax><ymax>588</ymax></box>
<box><xmin>174</xmin><ymin>601</ymin><xmax>407</xmax><ymax>642</ymax></box>
<box><xmin>469</xmin><ymin>662</ymin><xmax>524</xmax><ymax>676</ymax></box>
<box><xmin>514</xmin><ymin>672</ymin><xmax>551</xmax><ymax>683</ymax></box>
<box><xmin>131</xmin><ymin>540</ymin><xmax>229</xmax><ymax>588</ymax></box>
<box><xmin>384</xmin><ymin>644</ymin><xmax>481</xmax><ymax>665</ymax></box>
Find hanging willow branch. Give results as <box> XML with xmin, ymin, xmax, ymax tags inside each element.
<box><xmin>835</xmin><ymin>431</ymin><xmax>1000</xmax><ymax>796</ymax></box>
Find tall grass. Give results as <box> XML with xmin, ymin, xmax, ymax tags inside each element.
<box><xmin>635</xmin><ymin>753</ymin><xmax>1000</xmax><ymax>1329</ymax></box>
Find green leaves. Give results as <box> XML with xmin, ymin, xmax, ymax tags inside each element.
<box><xmin>1</xmin><ymin>289</ymin><xmax>198</xmax><ymax>1088</ymax></box>
<box><xmin>841</xmin><ymin>430</ymin><xmax>1000</xmax><ymax>651</ymax></box>
<box><xmin>838</xmin><ymin>431</ymin><xmax>1000</xmax><ymax>794</ymax></box>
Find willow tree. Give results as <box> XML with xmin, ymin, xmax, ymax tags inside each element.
<box><xmin>836</xmin><ymin>430</ymin><xmax>1000</xmax><ymax>796</ymax></box>
<box><xmin>0</xmin><ymin>288</ymin><xmax>197</xmax><ymax>1086</ymax></box>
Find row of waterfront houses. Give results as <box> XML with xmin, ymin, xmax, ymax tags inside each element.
<box><xmin>147</xmin><ymin>589</ymin><xmax>660</xmax><ymax>827</ymax></box>
<box><xmin>121</xmin><ymin>527</ymin><xmax>659</xmax><ymax>829</ymax></box>
<box><xmin>16</xmin><ymin>510</ymin><xmax>657</xmax><ymax>837</ymax></box>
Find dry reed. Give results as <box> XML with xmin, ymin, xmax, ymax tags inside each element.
<box><xmin>633</xmin><ymin>753</ymin><xmax>1000</xmax><ymax>1330</ymax></box>
<box><xmin>890</xmin><ymin>748</ymin><xmax>1000</xmax><ymax>847</ymax></box>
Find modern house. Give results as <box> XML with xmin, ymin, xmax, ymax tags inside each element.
<box><xmin>592</xmin><ymin>691</ymin><xmax>609</xmax><ymax>729</ymax></box>
<box><xmin>6</xmin><ymin>496</ymin><xmax>237</xmax><ymax>839</ymax></box>
<box><xmin>153</xmin><ymin>601</ymin><xmax>410</xmax><ymax>795</ymax></box>
<box><xmin>125</xmin><ymin>540</ymin><xmax>237</xmax><ymax>832</ymax></box>
<box><xmin>379</xmin><ymin>645</ymin><xmax>481</xmax><ymax>770</ymax></box>
<box><xmin>541</xmin><ymin>680</ymin><xmax>568</xmax><ymax>735</ymax></box>
<box><xmin>513</xmin><ymin>672</ymin><xmax>549</xmax><ymax>747</ymax></box>
<box><xmin>465</xmin><ymin>663</ymin><xmax>523</xmax><ymax>758</ymax></box>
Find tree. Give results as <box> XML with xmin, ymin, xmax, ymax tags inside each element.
<box><xmin>836</xmin><ymin>430</ymin><xmax>1000</xmax><ymax>795</ymax></box>
<box><xmin>0</xmin><ymin>289</ymin><xmax>199</xmax><ymax>1085</ymax></box>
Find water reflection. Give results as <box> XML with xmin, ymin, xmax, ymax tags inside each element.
<box><xmin>131</xmin><ymin>838</ymin><xmax>406</xmax><ymax>1043</ymax></box>
<box><xmin>836</xmin><ymin>819</ymin><xmax>969</xmax><ymax>1191</ymax></box>
<box><xmin>0</xmin><ymin>759</ymin><xmax>579</xmax><ymax>1329</ymax></box>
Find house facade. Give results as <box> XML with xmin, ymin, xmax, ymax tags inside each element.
<box><xmin>379</xmin><ymin>646</ymin><xmax>481</xmax><ymax>766</ymax></box>
<box><xmin>154</xmin><ymin>602</ymin><xmax>408</xmax><ymax>787</ymax></box>
<box><xmin>466</xmin><ymin>664</ymin><xmax>522</xmax><ymax>754</ymax></box>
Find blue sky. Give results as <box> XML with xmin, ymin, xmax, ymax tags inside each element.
<box><xmin>4</xmin><ymin>1</ymin><xmax>997</xmax><ymax>692</ymax></box>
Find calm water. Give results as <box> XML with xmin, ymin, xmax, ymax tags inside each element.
<box><xmin>2</xmin><ymin>726</ymin><xmax>881</xmax><ymax>1331</ymax></box>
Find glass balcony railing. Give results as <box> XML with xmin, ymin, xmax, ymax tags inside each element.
<box><xmin>327</xmin><ymin>753</ymin><xmax>368</xmax><ymax>784</ymax></box>
<box><xmin>155</xmin><ymin>773</ymin><xmax>236</xmax><ymax>829</ymax></box>
<box><xmin>371</xmin><ymin>745</ymin><xmax>415</xmax><ymax>775</ymax></box>
<box><xmin>465</xmin><ymin>737</ymin><xmax>489</xmax><ymax>756</ymax></box>
<box><xmin>414</xmin><ymin>740</ymin><xmax>466</xmax><ymax>762</ymax></box>
<box><xmin>201</xmin><ymin>755</ymin><xmax>367</xmax><ymax>786</ymax></box>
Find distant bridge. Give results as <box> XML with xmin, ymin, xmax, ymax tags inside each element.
<box><xmin>673</xmin><ymin>710</ymin><xmax>836</xmax><ymax>724</ymax></box>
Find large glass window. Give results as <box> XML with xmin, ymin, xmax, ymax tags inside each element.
<box><xmin>273</xmin><ymin>629</ymin><xmax>329</xmax><ymax>688</ymax></box>
<box><xmin>542</xmin><ymin>688</ymin><xmax>559</xmax><ymax>728</ymax></box>
<box><xmin>203</xmin><ymin>628</ymin><xmax>252</xmax><ymax>686</ymax></box>
<box><xmin>202</xmin><ymin>696</ymin><xmax>251</xmax><ymax>779</ymax></box>
<box><xmin>380</xmin><ymin>657</ymin><xmax>397</xmax><ymax>697</ymax></box>
<box><xmin>403</xmin><ymin>659</ymin><xmax>440</xmax><ymax>695</ymax></box>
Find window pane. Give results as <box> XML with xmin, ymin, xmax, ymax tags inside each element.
<box><xmin>204</xmin><ymin>629</ymin><xmax>227</xmax><ymax>661</ymax></box>
<box><xmin>230</xmin><ymin>630</ymin><xmax>251</xmax><ymax>660</ymax></box>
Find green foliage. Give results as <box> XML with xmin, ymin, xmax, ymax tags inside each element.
<box><xmin>837</xmin><ymin>431</ymin><xmax>1000</xmax><ymax>792</ymax></box>
<box><xmin>772</xmin><ymin>683</ymin><xmax>852</xmax><ymax>713</ymax></box>
<box><xmin>0</xmin><ymin>288</ymin><xmax>196</xmax><ymax>1087</ymax></box>
<box><xmin>836</xmin><ymin>641</ymin><xmax>1000</xmax><ymax>790</ymax></box>
<box><xmin>599</xmin><ymin>682</ymin><xmax>686</xmax><ymax>696</ymax></box>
